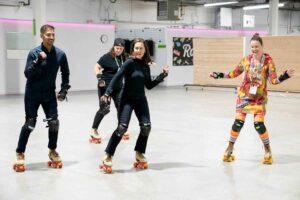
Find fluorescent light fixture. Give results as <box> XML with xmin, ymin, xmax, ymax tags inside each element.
<box><xmin>243</xmin><ymin>3</ymin><xmax>284</xmax><ymax>10</ymax></box>
<box><xmin>204</xmin><ymin>1</ymin><xmax>238</xmax><ymax>7</ymax></box>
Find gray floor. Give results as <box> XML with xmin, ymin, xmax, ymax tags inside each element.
<box><xmin>0</xmin><ymin>87</ymin><xmax>300</xmax><ymax>200</ymax></box>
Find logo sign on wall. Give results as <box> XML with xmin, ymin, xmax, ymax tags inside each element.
<box><xmin>173</xmin><ymin>37</ymin><xmax>193</xmax><ymax>66</ymax></box>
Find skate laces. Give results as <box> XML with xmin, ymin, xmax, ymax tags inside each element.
<box><xmin>49</xmin><ymin>150</ymin><xmax>61</xmax><ymax>161</ymax></box>
<box><xmin>16</xmin><ymin>153</ymin><xmax>25</xmax><ymax>160</ymax></box>
<box><xmin>91</xmin><ymin>129</ymin><xmax>100</xmax><ymax>138</ymax></box>
<box><xmin>103</xmin><ymin>154</ymin><xmax>112</xmax><ymax>165</ymax></box>
<box><xmin>136</xmin><ymin>152</ymin><xmax>146</xmax><ymax>162</ymax></box>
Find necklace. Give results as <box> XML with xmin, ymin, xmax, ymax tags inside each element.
<box><xmin>114</xmin><ymin>56</ymin><xmax>124</xmax><ymax>68</ymax></box>
<box><xmin>250</xmin><ymin>54</ymin><xmax>265</xmax><ymax>82</ymax></box>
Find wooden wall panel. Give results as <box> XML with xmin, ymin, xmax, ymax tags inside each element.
<box><xmin>193</xmin><ymin>38</ymin><xmax>244</xmax><ymax>87</ymax></box>
<box><xmin>262</xmin><ymin>36</ymin><xmax>300</xmax><ymax>92</ymax></box>
<box><xmin>193</xmin><ymin>36</ymin><xmax>300</xmax><ymax>92</ymax></box>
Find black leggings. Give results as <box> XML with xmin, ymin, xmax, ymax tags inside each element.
<box><xmin>105</xmin><ymin>96</ymin><xmax>151</xmax><ymax>156</ymax></box>
<box><xmin>16</xmin><ymin>93</ymin><xmax>59</xmax><ymax>153</ymax></box>
<box><xmin>92</xmin><ymin>86</ymin><xmax>122</xmax><ymax>129</ymax></box>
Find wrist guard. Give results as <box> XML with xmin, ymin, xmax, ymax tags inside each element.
<box><xmin>278</xmin><ymin>71</ymin><xmax>290</xmax><ymax>82</ymax></box>
<box><xmin>96</xmin><ymin>74</ymin><xmax>102</xmax><ymax>81</ymax></box>
<box><xmin>155</xmin><ymin>72</ymin><xmax>168</xmax><ymax>82</ymax></box>
<box><xmin>57</xmin><ymin>85</ymin><xmax>71</xmax><ymax>101</ymax></box>
<box><xmin>212</xmin><ymin>72</ymin><xmax>224</xmax><ymax>79</ymax></box>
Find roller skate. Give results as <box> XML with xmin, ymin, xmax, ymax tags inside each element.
<box><xmin>262</xmin><ymin>143</ymin><xmax>273</xmax><ymax>164</ymax></box>
<box><xmin>89</xmin><ymin>129</ymin><xmax>102</xmax><ymax>144</ymax></box>
<box><xmin>134</xmin><ymin>151</ymin><xmax>148</xmax><ymax>169</ymax></box>
<box><xmin>122</xmin><ymin>132</ymin><xmax>130</xmax><ymax>140</ymax></box>
<box><xmin>47</xmin><ymin>149</ymin><xmax>63</xmax><ymax>168</ymax></box>
<box><xmin>223</xmin><ymin>142</ymin><xmax>235</xmax><ymax>162</ymax></box>
<box><xmin>100</xmin><ymin>153</ymin><xmax>113</xmax><ymax>173</ymax></box>
<box><xmin>13</xmin><ymin>152</ymin><xmax>26</xmax><ymax>172</ymax></box>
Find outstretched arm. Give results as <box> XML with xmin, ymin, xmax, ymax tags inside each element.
<box><xmin>268</xmin><ymin>60</ymin><xmax>295</xmax><ymax>85</ymax></box>
<box><xmin>210</xmin><ymin>59</ymin><xmax>245</xmax><ymax>79</ymax></box>
<box><xmin>145</xmin><ymin>65</ymin><xmax>169</xmax><ymax>89</ymax></box>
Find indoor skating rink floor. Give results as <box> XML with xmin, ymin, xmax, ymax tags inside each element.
<box><xmin>0</xmin><ymin>87</ymin><xmax>299</xmax><ymax>200</ymax></box>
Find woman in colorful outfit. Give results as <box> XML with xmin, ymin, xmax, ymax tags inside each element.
<box><xmin>210</xmin><ymin>33</ymin><xmax>295</xmax><ymax>164</ymax></box>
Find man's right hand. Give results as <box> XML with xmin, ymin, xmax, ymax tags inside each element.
<box><xmin>33</xmin><ymin>51</ymin><xmax>47</xmax><ymax>64</ymax></box>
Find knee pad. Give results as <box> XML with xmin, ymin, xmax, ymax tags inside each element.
<box><xmin>232</xmin><ymin>120</ymin><xmax>244</xmax><ymax>132</ymax></box>
<box><xmin>140</xmin><ymin>123</ymin><xmax>151</xmax><ymax>136</ymax></box>
<box><xmin>98</xmin><ymin>102</ymin><xmax>110</xmax><ymax>116</ymax></box>
<box><xmin>254</xmin><ymin>122</ymin><xmax>266</xmax><ymax>134</ymax></box>
<box><xmin>48</xmin><ymin>119</ymin><xmax>59</xmax><ymax>132</ymax></box>
<box><xmin>22</xmin><ymin>118</ymin><xmax>36</xmax><ymax>132</ymax></box>
<box><xmin>113</xmin><ymin>124</ymin><xmax>128</xmax><ymax>137</ymax></box>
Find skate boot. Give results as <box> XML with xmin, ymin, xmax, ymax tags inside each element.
<box><xmin>100</xmin><ymin>153</ymin><xmax>113</xmax><ymax>173</ymax></box>
<box><xmin>262</xmin><ymin>143</ymin><xmax>273</xmax><ymax>164</ymax></box>
<box><xmin>122</xmin><ymin>132</ymin><xmax>130</xmax><ymax>140</ymax></box>
<box><xmin>89</xmin><ymin>129</ymin><xmax>102</xmax><ymax>144</ymax></box>
<box><xmin>134</xmin><ymin>151</ymin><xmax>148</xmax><ymax>169</ymax></box>
<box><xmin>48</xmin><ymin>149</ymin><xmax>63</xmax><ymax>168</ymax></box>
<box><xmin>223</xmin><ymin>142</ymin><xmax>235</xmax><ymax>162</ymax></box>
<box><xmin>13</xmin><ymin>152</ymin><xmax>26</xmax><ymax>172</ymax></box>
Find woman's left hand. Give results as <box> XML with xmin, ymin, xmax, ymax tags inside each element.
<box><xmin>287</xmin><ymin>68</ymin><xmax>295</xmax><ymax>77</ymax></box>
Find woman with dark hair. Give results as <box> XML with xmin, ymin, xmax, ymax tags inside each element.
<box><xmin>90</xmin><ymin>38</ymin><xmax>129</xmax><ymax>144</ymax></box>
<box><xmin>100</xmin><ymin>38</ymin><xmax>169</xmax><ymax>173</ymax></box>
<box><xmin>210</xmin><ymin>33</ymin><xmax>295</xmax><ymax>164</ymax></box>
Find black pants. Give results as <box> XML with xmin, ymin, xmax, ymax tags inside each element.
<box><xmin>16</xmin><ymin>92</ymin><xmax>59</xmax><ymax>153</ymax></box>
<box><xmin>92</xmin><ymin>86</ymin><xmax>122</xmax><ymax>129</ymax></box>
<box><xmin>105</xmin><ymin>96</ymin><xmax>151</xmax><ymax>156</ymax></box>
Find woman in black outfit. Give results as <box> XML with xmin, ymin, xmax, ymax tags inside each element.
<box><xmin>90</xmin><ymin>38</ymin><xmax>129</xmax><ymax>144</ymax></box>
<box><xmin>100</xmin><ymin>38</ymin><xmax>169</xmax><ymax>173</ymax></box>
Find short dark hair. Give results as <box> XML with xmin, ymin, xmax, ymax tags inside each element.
<box><xmin>251</xmin><ymin>33</ymin><xmax>263</xmax><ymax>46</ymax></box>
<box><xmin>40</xmin><ymin>24</ymin><xmax>55</xmax><ymax>34</ymax></box>
<box><xmin>130</xmin><ymin>38</ymin><xmax>152</xmax><ymax>64</ymax></box>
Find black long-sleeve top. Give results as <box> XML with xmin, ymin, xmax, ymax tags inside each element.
<box><xmin>105</xmin><ymin>58</ymin><xmax>162</xmax><ymax>99</ymax></box>
<box><xmin>24</xmin><ymin>44</ymin><xmax>70</xmax><ymax>99</ymax></box>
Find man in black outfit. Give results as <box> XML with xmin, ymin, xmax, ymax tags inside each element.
<box><xmin>13</xmin><ymin>24</ymin><xmax>70</xmax><ymax>172</ymax></box>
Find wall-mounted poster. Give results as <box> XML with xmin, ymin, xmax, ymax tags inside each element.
<box><xmin>173</xmin><ymin>37</ymin><xmax>193</xmax><ymax>66</ymax></box>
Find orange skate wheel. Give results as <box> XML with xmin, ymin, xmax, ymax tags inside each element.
<box><xmin>47</xmin><ymin>161</ymin><xmax>52</xmax><ymax>167</ymax></box>
<box><xmin>13</xmin><ymin>164</ymin><xmax>25</xmax><ymax>172</ymax></box>
<box><xmin>143</xmin><ymin>163</ymin><xmax>148</xmax><ymax>169</ymax></box>
<box><xmin>105</xmin><ymin>167</ymin><xmax>112</xmax><ymax>173</ymax></box>
<box><xmin>57</xmin><ymin>162</ymin><xmax>63</xmax><ymax>168</ymax></box>
<box><xmin>51</xmin><ymin>162</ymin><xmax>57</xmax><ymax>168</ymax></box>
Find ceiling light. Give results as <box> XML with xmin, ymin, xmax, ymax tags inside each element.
<box><xmin>204</xmin><ymin>1</ymin><xmax>239</xmax><ymax>7</ymax></box>
<box><xmin>243</xmin><ymin>3</ymin><xmax>284</xmax><ymax>10</ymax></box>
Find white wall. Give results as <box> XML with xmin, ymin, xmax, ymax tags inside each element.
<box><xmin>0</xmin><ymin>0</ymin><xmax>300</xmax><ymax>93</ymax></box>
<box><xmin>0</xmin><ymin>21</ymin><xmax>114</xmax><ymax>95</ymax></box>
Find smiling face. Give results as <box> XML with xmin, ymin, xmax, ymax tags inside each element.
<box><xmin>41</xmin><ymin>27</ymin><xmax>55</xmax><ymax>50</ymax></box>
<box><xmin>250</xmin><ymin>40</ymin><xmax>263</xmax><ymax>58</ymax></box>
<box><xmin>133</xmin><ymin>42</ymin><xmax>146</xmax><ymax>59</ymax></box>
<box><xmin>113</xmin><ymin>46</ymin><xmax>124</xmax><ymax>56</ymax></box>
